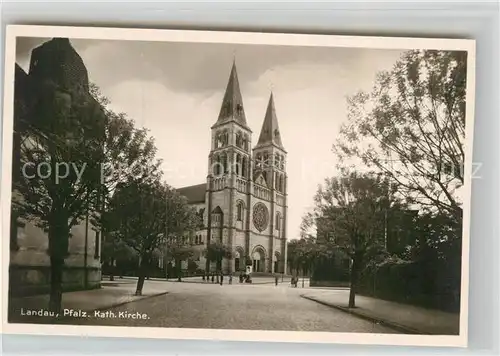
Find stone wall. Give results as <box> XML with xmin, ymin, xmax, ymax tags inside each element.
<box><xmin>9</xmin><ymin>210</ymin><xmax>101</xmax><ymax>297</ymax></box>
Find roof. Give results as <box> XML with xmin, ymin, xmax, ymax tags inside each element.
<box><xmin>176</xmin><ymin>183</ymin><xmax>206</xmax><ymax>204</ymax></box>
<box><xmin>256</xmin><ymin>92</ymin><xmax>285</xmax><ymax>149</ymax></box>
<box><xmin>214</xmin><ymin>60</ymin><xmax>249</xmax><ymax>129</ymax></box>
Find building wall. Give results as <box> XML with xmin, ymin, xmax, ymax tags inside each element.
<box><xmin>10</xmin><ymin>192</ymin><xmax>101</xmax><ymax>296</ymax></box>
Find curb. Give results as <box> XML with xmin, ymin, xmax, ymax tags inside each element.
<box><xmin>300</xmin><ymin>295</ymin><xmax>426</xmax><ymax>335</ymax></box>
<box><xmin>93</xmin><ymin>291</ymin><xmax>169</xmax><ymax>312</ymax></box>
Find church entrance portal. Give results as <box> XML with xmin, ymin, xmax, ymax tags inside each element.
<box><xmin>252</xmin><ymin>247</ymin><xmax>265</xmax><ymax>273</ymax></box>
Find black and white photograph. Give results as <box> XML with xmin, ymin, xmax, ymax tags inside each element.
<box><xmin>1</xmin><ymin>25</ymin><xmax>475</xmax><ymax>347</ymax></box>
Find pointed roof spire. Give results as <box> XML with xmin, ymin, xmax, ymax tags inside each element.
<box><xmin>256</xmin><ymin>92</ymin><xmax>284</xmax><ymax>149</ymax></box>
<box><xmin>215</xmin><ymin>60</ymin><xmax>248</xmax><ymax>128</ymax></box>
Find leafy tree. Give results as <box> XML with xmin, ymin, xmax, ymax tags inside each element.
<box><xmin>106</xmin><ymin>179</ymin><xmax>166</xmax><ymax>295</ymax></box>
<box><xmin>305</xmin><ymin>171</ymin><xmax>397</xmax><ymax>307</ymax></box>
<box><xmin>335</xmin><ymin>50</ymin><xmax>466</xmax><ymax>227</ymax></box>
<box><xmin>108</xmin><ymin>181</ymin><xmax>199</xmax><ymax>294</ymax></box>
<box><xmin>187</xmin><ymin>259</ymin><xmax>199</xmax><ymax>276</ymax></box>
<box><xmin>204</xmin><ymin>241</ymin><xmax>233</xmax><ymax>273</ymax></box>
<box><xmin>13</xmin><ymin>81</ymin><xmax>106</xmax><ymax>312</ymax></box>
<box><xmin>88</xmin><ymin>84</ymin><xmax>163</xmax><ymax>271</ymax></box>
<box><xmin>100</xmin><ymin>230</ymin><xmax>136</xmax><ymax>281</ymax></box>
<box><xmin>286</xmin><ymin>239</ymin><xmax>302</xmax><ymax>276</ymax></box>
<box><xmin>165</xmin><ymin>239</ymin><xmax>194</xmax><ymax>282</ymax></box>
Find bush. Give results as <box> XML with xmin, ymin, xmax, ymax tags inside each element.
<box><xmin>358</xmin><ymin>257</ymin><xmax>461</xmax><ymax>312</ymax></box>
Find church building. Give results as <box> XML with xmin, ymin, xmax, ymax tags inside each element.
<box><xmin>177</xmin><ymin>61</ymin><xmax>288</xmax><ymax>275</ymax></box>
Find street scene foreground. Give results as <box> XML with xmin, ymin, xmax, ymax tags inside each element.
<box><xmin>9</xmin><ymin>277</ymin><xmax>459</xmax><ymax>335</ymax></box>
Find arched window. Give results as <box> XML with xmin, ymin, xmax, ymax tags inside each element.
<box><xmin>263</xmin><ymin>152</ymin><xmax>269</xmax><ymax>166</ymax></box>
<box><xmin>236</xmin><ymin>103</ymin><xmax>243</xmax><ymax>116</ymax></box>
<box><xmin>212</xmin><ymin>206</ymin><xmax>223</xmax><ymax>225</ymax></box>
<box><xmin>242</xmin><ymin>157</ymin><xmax>247</xmax><ymax>177</ymax></box>
<box><xmin>275</xmin><ymin>212</ymin><xmax>281</xmax><ymax>230</ymax></box>
<box><xmin>215</xmin><ymin>132</ymin><xmax>222</xmax><ymax>148</ymax></box>
<box><xmin>255</xmin><ymin>153</ymin><xmax>263</xmax><ymax>169</ymax></box>
<box><xmin>236</xmin><ymin>202</ymin><xmax>243</xmax><ymax>221</ymax></box>
<box><xmin>275</xmin><ymin>172</ymin><xmax>279</xmax><ymax>190</ymax></box>
<box><xmin>220</xmin><ymin>152</ymin><xmax>228</xmax><ymax>174</ymax></box>
<box><xmin>244</xmin><ymin>134</ymin><xmax>250</xmax><ymax>151</ymax></box>
<box><xmin>213</xmin><ymin>154</ymin><xmax>221</xmax><ymax>175</ymax></box>
<box><xmin>236</xmin><ymin>154</ymin><xmax>241</xmax><ymax>175</ymax></box>
<box><xmin>279</xmin><ymin>174</ymin><xmax>285</xmax><ymax>193</ymax></box>
<box><xmin>216</xmin><ymin>130</ymin><xmax>228</xmax><ymax>148</ymax></box>
<box><xmin>275</xmin><ymin>153</ymin><xmax>280</xmax><ymax>168</ymax></box>
<box><xmin>236</xmin><ymin>131</ymin><xmax>243</xmax><ymax>148</ymax></box>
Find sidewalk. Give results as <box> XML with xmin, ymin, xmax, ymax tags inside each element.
<box><xmin>9</xmin><ymin>278</ymin><xmax>168</xmax><ymax>321</ymax></box>
<box><xmin>301</xmin><ymin>290</ymin><xmax>460</xmax><ymax>335</ymax></box>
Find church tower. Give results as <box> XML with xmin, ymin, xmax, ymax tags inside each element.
<box><xmin>252</xmin><ymin>92</ymin><xmax>288</xmax><ymax>274</ymax></box>
<box><xmin>205</xmin><ymin>60</ymin><xmax>252</xmax><ymax>273</ymax></box>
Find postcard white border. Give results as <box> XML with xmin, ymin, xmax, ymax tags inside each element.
<box><xmin>1</xmin><ymin>24</ymin><xmax>475</xmax><ymax>348</ymax></box>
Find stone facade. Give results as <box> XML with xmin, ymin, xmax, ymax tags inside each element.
<box><xmin>177</xmin><ymin>62</ymin><xmax>288</xmax><ymax>275</ymax></box>
<box><xmin>9</xmin><ymin>38</ymin><xmax>102</xmax><ymax>296</ymax></box>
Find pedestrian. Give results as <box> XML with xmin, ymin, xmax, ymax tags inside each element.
<box><xmin>275</xmin><ymin>274</ymin><xmax>279</xmax><ymax>286</ymax></box>
<box><xmin>220</xmin><ymin>272</ymin><xmax>224</xmax><ymax>286</ymax></box>
<box><xmin>229</xmin><ymin>274</ymin><xmax>233</xmax><ymax>285</ymax></box>
<box><xmin>211</xmin><ymin>274</ymin><xmax>214</xmax><ymax>283</ymax></box>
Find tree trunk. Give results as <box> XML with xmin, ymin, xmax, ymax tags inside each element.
<box><xmin>47</xmin><ymin>213</ymin><xmax>70</xmax><ymax>314</ymax></box>
<box><xmin>205</xmin><ymin>257</ymin><xmax>210</xmax><ymax>273</ymax></box>
<box><xmin>109</xmin><ymin>258</ymin><xmax>115</xmax><ymax>281</ymax></box>
<box><xmin>216</xmin><ymin>258</ymin><xmax>222</xmax><ymax>273</ymax></box>
<box><xmin>176</xmin><ymin>259</ymin><xmax>182</xmax><ymax>282</ymax></box>
<box><xmin>348</xmin><ymin>257</ymin><xmax>360</xmax><ymax>308</ymax></box>
<box><xmin>49</xmin><ymin>256</ymin><xmax>64</xmax><ymax>313</ymax></box>
<box><xmin>135</xmin><ymin>255</ymin><xmax>149</xmax><ymax>296</ymax></box>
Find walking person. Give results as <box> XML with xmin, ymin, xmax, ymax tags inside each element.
<box><xmin>275</xmin><ymin>274</ymin><xmax>279</xmax><ymax>286</ymax></box>
<box><xmin>211</xmin><ymin>273</ymin><xmax>215</xmax><ymax>283</ymax></box>
<box><xmin>220</xmin><ymin>272</ymin><xmax>224</xmax><ymax>286</ymax></box>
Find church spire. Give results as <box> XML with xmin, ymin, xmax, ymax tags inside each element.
<box><xmin>215</xmin><ymin>60</ymin><xmax>248</xmax><ymax>128</ymax></box>
<box><xmin>256</xmin><ymin>92</ymin><xmax>284</xmax><ymax>149</ymax></box>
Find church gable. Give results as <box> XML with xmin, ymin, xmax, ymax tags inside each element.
<box><xmin>253</xmin><ymin>172</ymin><xmax>268</xmax><ymax>188</ymax></box>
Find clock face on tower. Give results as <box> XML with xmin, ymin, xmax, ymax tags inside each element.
<box><xmin>252</xmin><ymin>203</ymin><xmax>269</xmax><ymax>232</ymax></box>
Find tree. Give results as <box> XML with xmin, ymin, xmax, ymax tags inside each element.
<box><xmin>204</xmin><ymin>241</ymin><xmax>233</xmax><ymax>273</ymax></box>
<box><xmin>287</xmin><ymin>237</ymin><xmax>325</xmax><ymax>281</ymax></box>
<box><xmin>13</xmin><ymin>81</ymin><xmax>106</xmax><ymax>313</ymax></box>
<box><xmin>305</xmin><ymin>171</ymin><xmax>397</xmax><ymax>308</ymax></box>
<box><xmin>108</xmin><ymin>181</ymin><xmax>199</xmax><ymax>295</ymax></box>
<box><xmin>165</xmin><ymin>239</ymin><xmax>194</xmax><ymax>282</ymax></box>
<box><xmin>106</xmin><ymin>179</ymin><xmax>166</xmax><ymax>295</ymax></box>
<box><xmin>187</xmin><ymin>259</ymin><xmax>199</xmax><ymax>276</ymax></box>
<box><xmin>100</xmin><ymin>230</ymin><xmax>136</xmax><ymax>281</ymax></box>
<box><xmin>335</xmin><ymin>50</ymin><xmax>466</xmax><ymax>228</ymax></box>
<box><xmin>88</xmin><ymin>84</ymin><xmax>163</xmax><ymax>271</ymax></box>
<box><xmin>286</xmin><ymin>239</ymin><xmax>302</xmax><ymax>276</ymax></box>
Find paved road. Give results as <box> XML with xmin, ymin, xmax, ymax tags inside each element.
<box><xmin>68</xmin><ymin>281</ymin><xmax>398</xmax><ymax>333</ymax></box>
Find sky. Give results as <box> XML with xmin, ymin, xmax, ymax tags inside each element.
<box><xmin>16</xmin><ymin>37</ymin><xmax>404</xmax><ymax>239</ymax></box>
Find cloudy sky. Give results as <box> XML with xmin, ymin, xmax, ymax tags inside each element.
<box><xmin>17</xmin><ymin>37</ymin><xmax>403</xmax><ymax>239</ymax></box>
